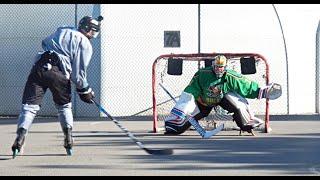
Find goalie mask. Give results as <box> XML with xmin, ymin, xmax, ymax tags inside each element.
<box><xmin>213</xmin><ymin>55</ymin><xmax>227</xmax><ymax>78</ymax></box>
<box><xmin>78</xmin><ymin>15</ymin><xmax>103</xmax><ymax>39</ymax></box>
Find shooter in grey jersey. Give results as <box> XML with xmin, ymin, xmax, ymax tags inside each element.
<box><xmin>11</xmin><ymin>15</ymin><xmax>103</xmax><ymax>157</ymax></box>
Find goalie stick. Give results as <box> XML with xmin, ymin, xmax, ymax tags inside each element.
<box><xmin>159</xmin><ymin>83</ymin><xmax>224</xmax><ymax>138</ymax></box>
<box><xmin>92</xmin><ymin>99</ymin><xmax>173</xmax><ymax>155</ymax></box>
<box><xmin>159</xmin><ymin>83</ymin><xmax>179</xmax><ymax>104</ymax></box>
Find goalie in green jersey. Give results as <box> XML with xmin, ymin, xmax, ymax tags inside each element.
<box><xmin>164</xmin><ymin>55</ymin><xmax>281</xmax><ymax>137</ymax></box>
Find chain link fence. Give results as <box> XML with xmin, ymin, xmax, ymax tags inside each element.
<box><xmin>5</xmin><ymin>4</ymin><xmax>318</xmax><ymax>120</ymax></box>
<box><xmin>0</xmin><ymin>4</ymin><xmax>95</xmax><ymax>117</ymax></box>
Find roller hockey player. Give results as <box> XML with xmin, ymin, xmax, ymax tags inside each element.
<box><xmin>164</xmin><ymin>55</ymin><xmax>281</xmax><ymax>138</ymax></box>
<box><xmin>11</xmin><ymin>15</ymin><xmax>103</xmax><ymax>158</ymax></box>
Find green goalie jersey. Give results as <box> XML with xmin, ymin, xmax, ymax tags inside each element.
<box><xmin>184</xmin><ymin>66</ymin><xmax>261</xmax><ymax>106</ymax></box>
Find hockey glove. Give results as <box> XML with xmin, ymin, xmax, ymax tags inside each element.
<box><xmin>77</xmin><ymin>86</ymin><xmax>95</xmax><ymax>104</ymax></box>
<box><xmin>258</xmin><ymin>83</ymin><xmax>282</xmax><ymax>100</ymax></box>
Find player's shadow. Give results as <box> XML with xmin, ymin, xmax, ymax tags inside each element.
<box><xmin>0</xmin><ymin>153</ymin><xmax>68</xmax><ymax>160</ymax></box>
<box><xmin>0</xmin><ymin>155</ymin><xmax>12</xmax><ymax>160</ymax></box>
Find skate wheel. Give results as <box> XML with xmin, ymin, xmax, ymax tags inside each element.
<box><xmin>66</xmin><ymin>148</ymin><xmax>73</xmax><ymax>156</ymax></box>
<box><xmin>12</xmin><ymin>149</ymin><xmax>19</xmax><ymax>159</ymax></box>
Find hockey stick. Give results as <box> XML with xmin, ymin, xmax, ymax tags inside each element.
<box><xmin>159</xmin><ymin>83</ymin><xmax>224</xmax><ymax>138</ymax></box>
<box><xmin>92</xmin><ymin>99</ymin><xmax>173</xmax><ymax>155</ymax></box>
<box><xmin>159</xmin><ymin>83</ymin><xmax>178</xmax><ymax>103</ymax></box>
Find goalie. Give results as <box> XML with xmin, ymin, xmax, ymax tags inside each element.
<box><xmin>164</xmin><ymin>55</ymin><xmax>281</xmax><ymax>137</ymax></box>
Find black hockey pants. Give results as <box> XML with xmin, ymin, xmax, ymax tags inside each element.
<box><xmin>21</xmin><ymin>51</ymin><xmax>71</xmax><ymax>106</ymax></box>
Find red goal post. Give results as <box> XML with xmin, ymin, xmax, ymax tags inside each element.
<box><xmin>152</xmin><ymin>53</ymin><xmax>271</xmax><ymax>133</ymax></box>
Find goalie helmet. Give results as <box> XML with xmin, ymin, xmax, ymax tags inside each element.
<box><xmin>78</xmin><ymin>15</ymin><xmax>104</xmax><ymax>39</ymax></box>
<box><xmin>213</xmin><ymin>55</ymin><xmax>228</xmax><ymax>78</ymax></box>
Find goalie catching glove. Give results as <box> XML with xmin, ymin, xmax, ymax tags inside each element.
<box><xmin>258</xmin><ymin>83</ymin><xmax>282</xmax><ymax>100</ymax></box>
<box><xmin>77</xmin><ymin>86</ymin><xmax>95</xmax><ymax>104</ymax></box>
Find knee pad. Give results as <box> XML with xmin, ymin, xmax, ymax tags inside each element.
<box><xmin>18</xmin><ymin>104</ymin><xmax>40</xmax><ymax>130</ymax></box>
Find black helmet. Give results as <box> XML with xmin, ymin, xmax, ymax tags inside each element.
<box><xmin>78</xmin><ymin>15</ymin><xmax>103</xmax><ymax>38</ymax></box>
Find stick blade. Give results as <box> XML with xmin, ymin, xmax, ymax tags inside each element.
<box><xmin>203</xmin><ymin>123</ymin><xmax>224</xmax><ymax>138</ymax></box>
<box><xmin>144</xmin><ymin>148</ymin><xmax>174</xmax><ymax>155</ymax></box>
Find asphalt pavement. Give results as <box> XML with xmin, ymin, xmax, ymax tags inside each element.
<box><xmin>0</xmin><ymin>115</ymin><xmax>319</xmax><ymax>176</ymax></box>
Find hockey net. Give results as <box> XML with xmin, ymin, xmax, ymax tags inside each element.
<box><xmin>152</xmin><ymin>53</ymin><xmax>271</xmax><ymax>133</ymax></box>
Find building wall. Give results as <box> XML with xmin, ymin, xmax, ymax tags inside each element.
<box><xmin>99</xmin><ymin>4</ymin><xmax>199</xmax><ymax>116</ymax></box>
<box><xmin>0</xmin><ymin>4</ymin><xmax>319</xmax><ymax>117</ymax></box>
<box><xmin>275</xmin><ymin>4</ymin><xmax>320</xmax><ymax>114</ymax></box>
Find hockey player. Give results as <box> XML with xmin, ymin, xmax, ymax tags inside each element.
<box><xmin>11</xmin><ymin>15</ymin><xmax>103</xmax><ymax>158</ymax></box>
<box><xmin>164</xmin><ymin>55</ymin><xmax>281</xmax><ymax>137</ymax></box>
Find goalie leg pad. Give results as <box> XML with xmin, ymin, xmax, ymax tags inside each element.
<box><xmin>173</xmin><ymin>92</ymin><xmax>200</xmax><ymax>116</ymax></box>
<box><xmin>164</xmin><ymin>92</ymin><xmax>200</xmax><ymax>135</ymax></box>
<box><xmin>164</xmin><ymin>114</ymin><xmax>191</xmax><ymax>135</ymax></box>
<box><xmin>220</xmin><ymin>92</ymin><xmax>262</xmax><ymax>132</ymax></box>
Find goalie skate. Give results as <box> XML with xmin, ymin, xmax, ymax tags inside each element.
<box><xmin>239</xmin><ymin>117</ymin><xmax>264</xmax><ymax>136</ymax></box>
